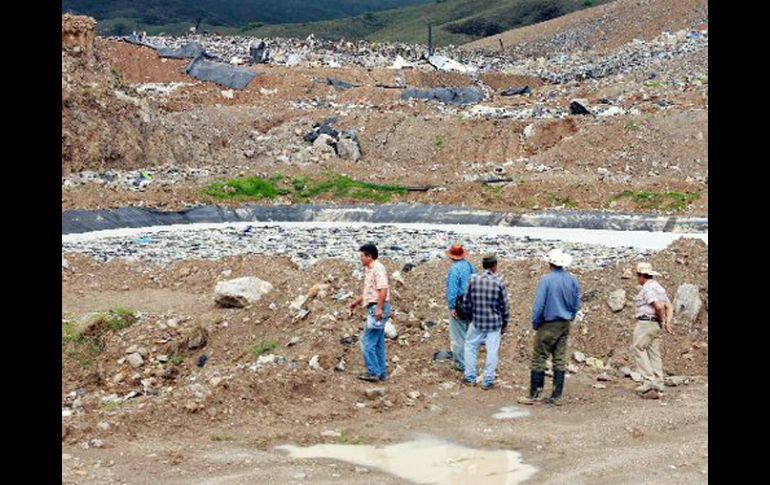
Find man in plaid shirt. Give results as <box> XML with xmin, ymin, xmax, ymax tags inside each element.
<box><xmin>461</xmin><ymin>254</ymin><xmax>510</xmax><ymax>390</ymax></box>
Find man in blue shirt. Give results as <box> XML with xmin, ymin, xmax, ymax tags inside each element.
<box><xmin>445</xmin><ymin>243</ymin><xmax>477</xmax><ymax>372</ymax></box>
<box><xmin>519</xmin><ymin>249</ymin><xmax>581</xmax><ymax>405</ymax></box>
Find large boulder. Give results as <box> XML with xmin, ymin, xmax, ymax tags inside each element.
<box><xmin>674</xmin><ymin>283</ymin><xmax>702</xmax><ymax>322</ymax></box>
<box><xmin>606</xmin><ymin>289</ymin><xmax>627</xmax><ymax>312</ymax></box>
<box><xmin>214</xmin><ymin>277</ymin><xmax>273</xmax><ymax>308</ymax></box>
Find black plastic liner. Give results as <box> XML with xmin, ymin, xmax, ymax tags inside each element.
<box><xmin>62</xmin><ymin>204</ymin><xmax>708</xmax><ymax>235</ymax></box>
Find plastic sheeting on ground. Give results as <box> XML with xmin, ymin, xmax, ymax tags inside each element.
<box><xmin>185</xmin><ymin>55</ymin><xmax>258</xmax><ymax>90</ymax></box>
<box><xmin>402</xmin><ymin>87</ymin><xmax>485</xmax><ymax>105</ymax></box>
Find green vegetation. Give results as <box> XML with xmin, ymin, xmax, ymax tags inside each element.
<box><xmin>434</xmin><ymin>137</ymin><xmax>445</xmax><ymax>150</ymax></box>
<box><xmin>210</xmin><ymin>435</ymin><xmax>238</xmax><ymax>442</ymax></box>
<box><xmin>170</xmin><ymin>355</ymin><xmax>185</xmax><ymax>366</ymax></box>
<box><xmin>106</xmin><ymin>308</ymin><xmax>137</xmax><ymax>331</ymax></box>
<box><xmin>63</xmin><ymin>0</ymin><xmax>433</xmax><ymax>36</ymax></box>
<box><xmin>548</xmin><ymin>193</ymin><xmax>578</xmax><ymax>208</ymax></box>
<box><xmin>204</xmin><ymin>173</ymin><xmax>408</xmax><ymax>203</ymax></box>
<box><xmin>251</xmin><ymin>341</ymin><xmax>279</xmax><ymax>358</ymax></box>
<box><xmin>62</xmin><ymin>320</ymin><xmax>104</xmax><ymax>370</ymax></box>
<box><xmin>612</xmin><ymin>190</ymin><xmax>700</xmax><ymax>212</ymax></box>
<box><xmin>246</xmin><ymin>0</ymin><xmax>614</xmax><ymax>46</ymax></box>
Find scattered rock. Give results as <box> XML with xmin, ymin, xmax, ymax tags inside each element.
<box><xmin>622</xmin><ymin>268</ymin><xmax>633</xmax><ymax>279</ymax></box>
<box><xmin>214</xmin><ymin>277</ymin><xmax>273</xmax><ymax>308</ymax></box>
<box><xmin>592</xmin><ymin>383</ymin><xmax>607</xmax><ymax>389</ymax></box>
<box><xmin>309</xmin><ymin>355</ymin><xmax>322</xmax><ymax>370</ymax></box>
<box><xmin>97</xmin><ymin>422</ymin><xmax>111</xmax><ymax>431</ymax></box>
<box><xmin>607</xmin><ymin>289</ymin><xmax>627</xmax><ymax>312</ymax></box>
<box><xmin>407</xmin><ymin>390</ymin><xmax>421</xmax><ymax>400</ymax></box>
<box><xmin>126</xmin><ymin>353</ymin><xmax>144</xmax><ymax>368</ymax></box>
<box><xmin>585</xmin><ymin>357</ymin><xmax>607</xmax><ymax>370</ymax></box>
<box><xmin>438</xmin><ymin>381</ymin><xmax>456</xmax><ymax>391</ymax></box>
<box><xmin>665</xmin><ymin>376</ymin><xmax>690</xmax><ymax>387</ymax></box>
<box><xmin>186</xmin><ymin>325</ymin><xmax>208</xmax><ymax>350</ymax></box>
<box><xmin>365</xmin><ymin>387</ymin><xmax>385</xmax><ymax>400</ymax></box>
<box><xmin>640</xmin><ymin>389</ymin><xmax>661</xmax><ymax>400</ymax></box>
<box><xmin>321</xmin><ymin>430</ymin><xmax>342</xmax><ymax>438</ymax></box>
<box><xmin>287</xmin><ymin>336</ymin><xmax>301</xmax><ymax>347</ymax></box>
<box><xmin>619</xmin><ymin>367</ymin><xmax>632</xmax><ymax>377</ymax></box>
<box><xmin>336</xmin><ymin>138</ymin><xmax>361</xmax><ymax>162</ymax></box>
<box><xmin>572</xmin><ymin>351</ymin><xmax>586</xmax><ymax>363</ymax></box>
<box><xmin>523</xmin><ymin>124</ymin><xmax>535</xmax><ymax>139</ymax></box>
<box><xmin>334</xmin><ymin>357</ymin><xmax>346</xmax><ymax>372</ymax></box>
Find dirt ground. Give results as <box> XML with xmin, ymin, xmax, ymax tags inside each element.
<box><xmin>61</xmin><ymin>239</ymin><xmax>708</xmax><ymax>483</ymax></box>
<box><xmin>62</xmin><ymin>27</ymin><xmax>708</xmax><ymax>216</ymax></box>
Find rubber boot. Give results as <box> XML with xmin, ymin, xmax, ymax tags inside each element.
<box><xmin>518</xmin><ymin>370</ymin><xmax>545</xmax><ymax>405</ymax></box>
<box><xmin>545</xmin><ymin>370</ymin><xmax>565</xmax><ymax>405</ymax></box>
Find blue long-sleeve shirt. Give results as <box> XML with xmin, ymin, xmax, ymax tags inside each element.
<box><xmin>446</xmin><ymin>259</ymin><xmax>476</xmax><ymax>310</ymax></box>
<box><xmin>532</xmin><ymin>268</ymin><xmax>581</xmax><ymax>329</ymax></box>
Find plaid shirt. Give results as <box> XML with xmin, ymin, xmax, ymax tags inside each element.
<box><xmin>462</xmin><ymin>270</ymin><xmax>510</xmax><ymax>332</ymax></box>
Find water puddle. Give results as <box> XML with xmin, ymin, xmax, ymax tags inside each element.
<box><xmin>277</xmin><ymin>436</ymin><xmax>537</xmax><ymax>484</ymax></box>
<box><xmin>493</xmin><ymin>406</ymin><xmax>531</xmax><ymax>420</ymax></box>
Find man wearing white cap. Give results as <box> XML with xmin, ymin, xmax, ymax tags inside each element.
<box><xmin>632</xmin><ymin>262</ymin><xmax>673</xmax><ymax>391</ymax></box>
<box><xmin>520</xmin><ymin>248</ymin><xmax>581</xmax><ymax>405</ymax></box>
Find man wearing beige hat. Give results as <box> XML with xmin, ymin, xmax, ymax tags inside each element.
<box><xmin>632</xmin><ymin>262</ymin><xmax>673</xmax><ymax>391</ymax></box>
<box><xmin>520</xmin><ymin>248</ymin><xmax>581</xmax><ymax>405</ymax></box>
<box><xmin>445</xmin><ymin>243</ymin><xmax>477</xmax><ymax>372</ymax></box>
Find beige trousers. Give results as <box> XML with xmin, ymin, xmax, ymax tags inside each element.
<box><xmin>631</xmin><ymin>320</ymin><xmax>664</xmax><ymax>381</ymax></box>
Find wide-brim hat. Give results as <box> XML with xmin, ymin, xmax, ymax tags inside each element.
<box><xmin>545</xmin><ymin>248</ymin><xmax>573</xmax><ymax>267</ymax></box>
<box><xmin>636</xmin><ymin>262</ymin><xmax>661</xmax><ymax>276</ymax></box>
<box><xmin>447</xmin><ymin>244</ymin><xmax>468</xmax><ymax>260</ymax></box>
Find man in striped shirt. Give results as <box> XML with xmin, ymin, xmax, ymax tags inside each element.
<box><xmin>461</xmin><ymin>254</ymin><xmax>510</xmax><ymax>390</ymax></box>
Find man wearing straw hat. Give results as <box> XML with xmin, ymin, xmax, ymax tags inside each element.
<box><xmin>632</xmin><ymin>262</ymin><xmax>673</xmax><ymax>392</ymax></box>
<box><xmin>520</xmin><ymin>248</ymin><xmax>581</xmax><ymax>405</ymax></box>
<box><xmin>445</xmin><ymin>243</ymin><xmax>477</xmax><ymax>372</ymax></box>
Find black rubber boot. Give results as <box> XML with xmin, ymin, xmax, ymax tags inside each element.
<box><xmin>546</xmin><ymin>370</ymin><xmax>565</xmax><ymax>405</ymax></box>
<box><xmin>518</xmin><ymin>370</ymin><xmax>546</xmax><ymax>405</ymax></box>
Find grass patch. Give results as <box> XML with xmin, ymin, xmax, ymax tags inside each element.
<box><xmin>204</xmin><ymin>173</ymin><xmax>408</xmax><ymax>203</ymax></box>
<box><xmin>210</xmin><ymin>435</ymin><xmax>237</xmax><ymax>442</ymax></box>
<box><xmin>644</xmin><ymin>81</ymin><xmax>664</xmax><ymax>88</ymax></box>
<box><xmin>170</xmin><ymin>355</ymin><xmax>185</xmax><ymax>366</ymax></box>
<box><xmin>624</xmin><ymin>122</ymin><xmax>641</xmax><ymax>131</ymax></box>
<box><xmin>102</xmin><ymin>401</ymin><xmax>123</xmax><ymax>411</ymax></box>
<box><xmin>251</xmin><ymin>341</ymin><xmax>279</xmax><ymax>358</ymax></box>
<box><xmin>612</xmin><ymin>190</ymin><xmax>700</xmax><ymax>211</ymax></box>
<box><xmin>434</xmin><ymin>137</ymin><xmax>445</xmax><ymax>150</ymax></box>
<box><xmin>204</xmin><ymin>175</ymin><xmax>290</xmax><ymax>200</ymax></box>
<box><xmin>338</xmin><ymin>433</ymin><xmax>365</xmax><ymax>445</ymax></box>
<box><xmin>547</xmin><ymin>193</ymin><xmax>578</xmax><ymax>209</ymax></box>
<box><xmin>106</xmin><ymin>308</ymin><xmax>137</xmax><ymax>331</ymax></box>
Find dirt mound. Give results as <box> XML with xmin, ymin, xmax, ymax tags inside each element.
<box><xmin>62</xmin><ymin>239</ymin><xmax>707</xmax><ymax>444</ymax></box>
<box><xmin>61</xmin><ymin>15</ymin><xmax>178</xmax><ymax>175</ymax></box>
<box><xmin>464</xmin><ymin>0</ymin><xmax>708</xmax><ymax>57</ymax></box>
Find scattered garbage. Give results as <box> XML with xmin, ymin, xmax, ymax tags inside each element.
<box><xmin>157</xmin><ymin>42</ymin><xmax>208</xmax><ymax>60</ymax></box>
<box><xmin>569</xmin><ymin>99</ymin><xmax>593</xmax><ymax>116</ymax></box>
<box><xmin>500</xmin><ymin>86</ymin><xmax>532</xmax><ymax>96</ymax></box>
<box><xmin>249</xmin><ymin>41</ymin><xmax>269</xmax><ymax>64</ymax></box>
<box><xmin>327</xmin><ymin>78</ymin><xmax>359</xmax><ymax>90</ymax></box>
<box><xmin>197</xmin><ymin>354</ymin><xmax>208</xmax><ymax>368</ymax></box>
<box><xmin>427</xmin><ymin>55</ymin><xmax>477</xmax><ymax>74</ymax></box>
<box><xmin>402</xmin><ymin>87</ymin><xmax>485</xmax><ymax>106</ymax></box>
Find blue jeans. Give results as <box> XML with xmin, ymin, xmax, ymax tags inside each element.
<box><xmin>464</xmin><ymin>323</ymin><xmax>502</xmax><ymax>386</ymax></box>
<box><xmin>362</xmin><ymin>302</ymin><xmax>391</xmax><ymax>379</ymax></box>
<box><xmin>449</xmin><ymin>315</ymin><xmax>469</xmax><ymax>371</ymax></box>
